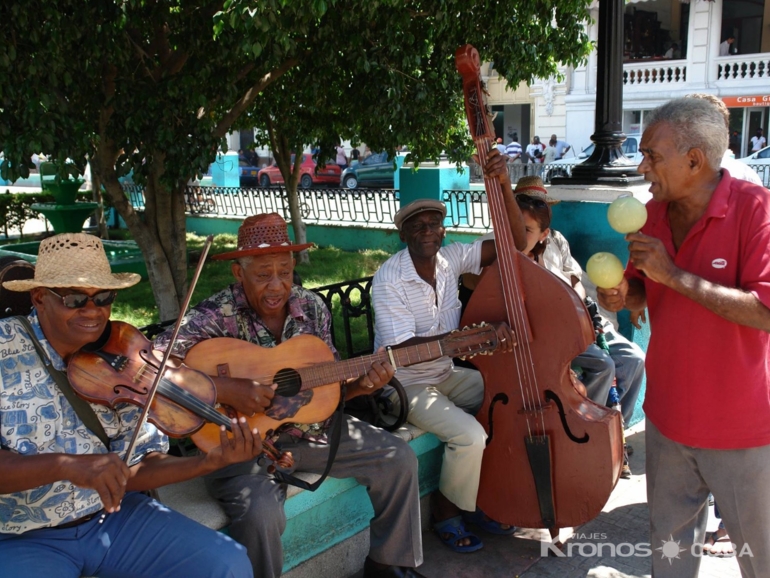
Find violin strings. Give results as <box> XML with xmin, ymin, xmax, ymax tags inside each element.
<box><xmin>71</xmin><ymin>361</ymin><xmax>229</xmax><ymax>428</ymax></box>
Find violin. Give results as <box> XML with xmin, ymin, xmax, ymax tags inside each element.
<box><xmin>67</xmin><ymin>321</ymin><xmax>231</xmax><ymax>438</ymax></box>
<box><xmin>67</xmin><ymin>320</ymin><xmax>293</xmax><ymax>468</ymax></box>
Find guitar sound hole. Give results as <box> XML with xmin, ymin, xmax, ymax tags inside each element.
<box><xmin>274</xmin><ymin>368</ymin><xmax>302</xmax><ymax>397</ymax></box>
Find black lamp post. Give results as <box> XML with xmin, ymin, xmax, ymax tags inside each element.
<box><xmin>552</xmin><ymin>0</ymin><xmax>643</xmax><ymax>185</ymax></box>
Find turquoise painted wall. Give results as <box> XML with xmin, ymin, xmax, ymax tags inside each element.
<box><xmin>551</xmin><ymin>199</ymin><xmax>647</xmax><ymax>426</ymax></box>
<box><xmin>211</xmin><ymin>151</ymin><xmax>240</xmax><ymax>187</ymax></box>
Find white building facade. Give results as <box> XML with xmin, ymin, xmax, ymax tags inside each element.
<box><xmin>487</xmin><ymin>0</ymin><xmax>770</xmax><ymax>159</ymax></box>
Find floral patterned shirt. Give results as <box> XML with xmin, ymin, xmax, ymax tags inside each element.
<box><xmin>0</xmin><ymin>312</ymin><xmax>167</xmax><ymax>535</ymax></box>
<box><xmin>154</xmin><ymin>283</ymin><xmax>337</xmax><ymax>443</ymax></box>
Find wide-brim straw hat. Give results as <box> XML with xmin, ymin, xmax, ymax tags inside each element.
<box><xmin>212</xmin><ymin>213</ymin><xmax>313</xmax><ymax>261</ymax></box>
<box><xmin>3</xmin><ymin>233</ymin><xmax>140</xmax><ymax>292</ymax></box>
<box><xmin>513</xmin><ymin>176</ymin><xmax>559</xmax><ymax>205</ymax></box>
<box><xmin>394</xmin><ymin>199</ymin><xmax>447</xmax><ymax>231</ymax></box>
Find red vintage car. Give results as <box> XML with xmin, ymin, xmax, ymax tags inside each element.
<box><xmin>256</xmin><ymin>154</ymin><xmax>341</xmax><ymax>188</ymax></box>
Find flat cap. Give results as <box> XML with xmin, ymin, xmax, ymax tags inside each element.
<box><xmin>394</xmin><ymin>199</ymin><xmax>447</xmax><ymax>231</ymax></box>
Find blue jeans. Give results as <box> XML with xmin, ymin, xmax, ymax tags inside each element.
<box><xmin>0</xmin><ymin>492</ymin><xmax>251</xmax><ymax>578</ymax></box>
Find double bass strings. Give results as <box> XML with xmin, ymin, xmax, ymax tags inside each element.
<box><xmin>477</xmin><ymin>140</ymin><xmax>546</xmax><ymax>438</ymax></box>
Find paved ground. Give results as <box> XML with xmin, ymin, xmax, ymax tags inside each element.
<box><xmin>408</xmin><ymin>422</ymin><xmax>742</xmax><ymax>578</ymax></box>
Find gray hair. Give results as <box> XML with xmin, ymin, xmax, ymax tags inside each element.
<box><xmin>644</xmin><ymin>97</ymin><xmax>728</xmax><ymax>170</ymax></box>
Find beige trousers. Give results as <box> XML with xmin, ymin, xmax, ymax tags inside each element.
<box><xmin>402</xmin><ymin>367</ymin><xmax>486</xmax><ymax>512</ymax></box>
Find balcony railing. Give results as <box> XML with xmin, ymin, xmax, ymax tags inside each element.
<box><xmin>623</xmin><ymin>60</ymin><xmax>686</xmax><ymax>86</ymax></box>
<box><xmin>717</xmin><ymin>55</ymin><xmax>770</xmax><ymax>81</ymax></box>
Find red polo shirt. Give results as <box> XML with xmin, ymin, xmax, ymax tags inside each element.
<box><xmin>627</xmin><ymin>171</ymin><xmax>770</xmax><ymax>449</ymax></box>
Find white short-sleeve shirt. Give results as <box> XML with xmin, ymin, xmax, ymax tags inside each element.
<box><xmin>372</xmin><ymin>241</ymin><xmax>483</xmax><ymax>386</ymax></box>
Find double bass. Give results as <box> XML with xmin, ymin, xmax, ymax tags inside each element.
<box><xmin>456</xmin><ymin>45</ymin><xmax>623</xmax><ymax>530</ymax></box>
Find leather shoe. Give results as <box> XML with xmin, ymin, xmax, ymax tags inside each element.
<box><xmin>362</xmin><ymin>557</ymin><xmax>427</xmax><ymax>578</ymax></box>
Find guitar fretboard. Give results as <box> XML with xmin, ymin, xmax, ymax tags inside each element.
<box><xmin>296</xmin><ymin>339</ymin><xmax>446</xmax><ymax>389</ymax></box>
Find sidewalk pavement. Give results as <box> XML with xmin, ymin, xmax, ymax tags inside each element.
<box><xmin>403</xmin><ymin>422</ymin><xmax>742</xmax><ymax>578</ymax></box>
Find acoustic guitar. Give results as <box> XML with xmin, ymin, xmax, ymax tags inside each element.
<box><xmin>184</xmin><ymin>323</ymin><xmax>499</xmax><ymax>452</ymax></box>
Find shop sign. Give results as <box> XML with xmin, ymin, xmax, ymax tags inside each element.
<box><xmin>722</xmin><ymin>95</ymin><xmax>770</xmax><ymax>107</ymax></box>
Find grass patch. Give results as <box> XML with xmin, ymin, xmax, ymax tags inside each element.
<box><xmin>111</xmin><ymin>233</ymin><xmax>393</xmax><ymax>329</ymax></box>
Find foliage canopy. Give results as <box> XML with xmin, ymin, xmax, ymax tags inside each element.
<box><xmin>1</xmin><ymin>0</ymin><xmax>593</xmax><ymax>317</ymax></box>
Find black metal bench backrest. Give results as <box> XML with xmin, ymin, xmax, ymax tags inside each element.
<box><xmin>139</xmin><ymin>277</ymin><xmax>377</xmax><ymax>360</ymax></box>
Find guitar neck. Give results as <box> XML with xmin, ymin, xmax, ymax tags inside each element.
<box><xmin>297</xmin><ymin>339</ymin><xmax>446</xmax><ymax>389</ymax></box>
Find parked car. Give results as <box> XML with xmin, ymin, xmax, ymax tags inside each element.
<box><xmin>738</xmin><ymin>145</ymin><xmax>770</xmax><ymax>186</ymax></box>
<box><xmin>239</xmin><ymin>159</ymin><xmax>260</xmax><ymax>186</ymax></box>
<box><xmin>340</xmin><ymin>151</ymin><xmax>396</xmax><ymax>189</ymax></box>
<box><xmin>256</xmin><ymin>154</ymin><xmax>341</xmax><ymax>188</ymax></box>
<box><xmin>546</xmin><ymin>135</ymin><xmax>643</xmax><ymax>181</ymax></box>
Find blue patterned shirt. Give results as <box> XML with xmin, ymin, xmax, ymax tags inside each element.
<box><xmin>0</xmin><ymin>313</ymin><xmax>168</xmax><ymax>534</ymax></box>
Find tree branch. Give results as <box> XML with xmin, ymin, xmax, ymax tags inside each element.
<box><xmin>212</xmin><ymin>58</ymin><xmax>299</xmax><ymax>139</ymax></box>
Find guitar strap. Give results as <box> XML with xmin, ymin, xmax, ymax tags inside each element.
<box><xmin>272</xmin><ymin>386</ymin><xmax>346</xmax><ymax>492</ymax></box>
<box><xmin>15</xmin><ymin>315</ymin><xmax>112</xmax><ymax>450</ymax></box>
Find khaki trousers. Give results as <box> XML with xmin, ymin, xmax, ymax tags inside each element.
<box><xmin>402</xmin><ymin>367</ymin><xmax>486</xmax><ymax>512</ymax></box>
<box><xmin>647</xmin><ymin>419</ymin><xmax>770</xmax><ymax>578</ymax></box>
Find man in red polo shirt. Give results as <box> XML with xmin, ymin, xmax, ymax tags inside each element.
<box><xmin>598</xmin><ymin>97</ymin><xmax>770</xmax><ymax>578</ymax></box>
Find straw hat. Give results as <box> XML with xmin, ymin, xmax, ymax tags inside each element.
<box><xmin>513</xmin><ymin>176</ymin><xmax>559</xmax><ymax>205</ymax></box>
<box><xmin>3</xmin><ymin>233</ymin><xmax>140</xmax><ymax>292</ymax></box>
<box><xmin>212</xmin><ymin>213</ymin><xmax>312</xmax><ymax>261</ymax></box>
<box><xmin>394</xmin><ymin>199</ymin><xmax>447</xmax><ymax>231</ymax></box>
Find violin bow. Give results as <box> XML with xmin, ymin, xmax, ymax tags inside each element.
<box><xmin>122</xmin><ymin>235</ymin><xmax>215</xmax><ymax>467</ymax></box>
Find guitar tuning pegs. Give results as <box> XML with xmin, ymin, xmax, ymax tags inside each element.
<box><xmin>459</xmin><ymin>356</ymin><xmax>466</xmax><ymax>361</ymax></box>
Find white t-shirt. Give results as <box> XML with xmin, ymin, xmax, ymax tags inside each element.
<box><xmin>526</xmin><ymin>143</ymin><xmax>545</xmax><ymax>163</ymax></box>
<box><xmin>750</xmin><ymin>135</ymin><xmax>766</xmax><ymax>152</ymax></box>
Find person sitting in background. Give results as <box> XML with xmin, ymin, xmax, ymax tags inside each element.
<box><xmin>0</xmin><ymin>233</ymin><xmax>256</xmax><ymax>578</ymax></box>
<box><xmin>371</xmin><ymin>148</ymin><xmax>523</xmax><ymax>555</ymax></box>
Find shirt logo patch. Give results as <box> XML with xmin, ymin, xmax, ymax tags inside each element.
<box><xmin>712</xmin><ymin>258</ymin><xmax>727</xmax><ymax>269</ymax></box>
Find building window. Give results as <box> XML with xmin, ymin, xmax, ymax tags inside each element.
<box><xmin>624</xmin><ymin>1</ymin><xmax>687</xmax><ymax>61</ymax></box>
<box><xmin>722</xmin><ymin>0</ymin><xmax>766</xmax><ymax>57</ymax></box>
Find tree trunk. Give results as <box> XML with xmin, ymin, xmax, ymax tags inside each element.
<box><xmin>92</xmin><ymin>141</ymin><xmax>188</xmax><ymax>321</ymax></box>
<box><xmin>285</xmin><ymin>181</ymin><xmax>309</xmax><ymax>264</ymax></box>
<box><xmin>284</xmin><ymin>156</ymin><xmax>309</xmax><ymax>265</ymax></box>
<box><xmin>90</xmin><ymin>172</ymin><xmax>109</xmax><ymax>239</ymax></box>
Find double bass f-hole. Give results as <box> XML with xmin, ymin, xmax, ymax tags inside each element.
<box><xmin>485</xmin><ymin>393</ymin><xmax>509</xmax><ymax>446</ymax></box>
<box><xmin>544</xmin><ymin>390</ymin><xmax>589</xmax><ymax>444</ymax></box>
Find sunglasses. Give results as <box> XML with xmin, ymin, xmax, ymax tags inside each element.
<box><xmin>516</xmin><ymin>194</ymin><xmax>548</xmax><ymax>209</ymax></box>
<box><xmin>45</xmin><ymin>288</ymin><xmax>117</xmax><ymax>309</ymax></box>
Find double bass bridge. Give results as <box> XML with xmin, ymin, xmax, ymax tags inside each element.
<box><xmin>517</xmin><ymin>401</ymin><xmax>555</xmax><ymax>416</ymax></box>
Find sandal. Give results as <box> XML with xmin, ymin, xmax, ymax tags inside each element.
<box><xmin>432</xmin><ymin>515</ymin><xmax>484</xmax><ymax>553</ymax></box>
<box><xmin>462</xmin><ymin>507</ymin><xmax>517</xmax><ymax>535</ymax></box>
<box><xmin>703</xmin><ymin>523</ymin><xmax>733</xmax><ymax>557</ymax></box>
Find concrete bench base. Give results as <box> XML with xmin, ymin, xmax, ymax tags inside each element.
<box><xmin>155</xmin><ymin>424</ymin><xmax>443</xmax><ymax>574</ymax></box>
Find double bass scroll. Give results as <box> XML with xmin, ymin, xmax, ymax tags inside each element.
<box><xmin>455</xmin><ymin>44</ymin><xmax>623</xmax><ymax>530</ymax></box>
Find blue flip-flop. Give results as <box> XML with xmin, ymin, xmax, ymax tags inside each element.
<box><xmin>432</xmin><ymin>515</ymin><xmax>484</xmax><ymax>553</ymax></box>
<box><xmin>462</xmin><ymin>507</ymin><xmax>517</xmax><ymax>535</ymax></box>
